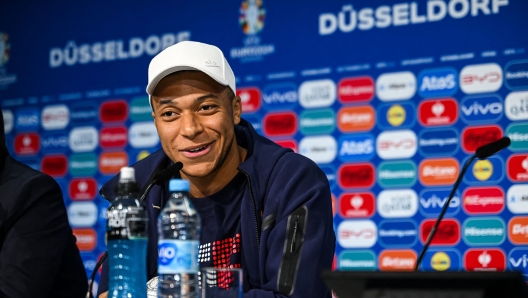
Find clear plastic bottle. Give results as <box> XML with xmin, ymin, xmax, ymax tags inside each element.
<box><xmin>158</xmin><ymin>179</ymin><xmax>201</xmax><ymax>298</ymax></box>
<box><xmin>107</xmin><ymin>167</ymin><xmax>148</xmax><ymax>298</ymax></box>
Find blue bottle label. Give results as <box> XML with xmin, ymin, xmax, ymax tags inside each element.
<box><xmin>158</xmin><ymin>240</ymin><xmax>199</xmax><ymax>274</ymax></box>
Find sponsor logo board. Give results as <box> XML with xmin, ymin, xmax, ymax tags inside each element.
<box><xmin>100</xmin><ymin>126</ymin><xmax>127</xmax><ymax>148</ymax></box>
<box><xmin>377</xmin><ymin>102</ymin><xmax>416</xmax><ymax>130</ymax></box>
<box><xmin>68</xmin><ymin>202</ymin><xmax>98</xmax><ymax>227</ymax></box>
<box><xmin>419</xmin><ymin>189</ymin><xmax>460</xmax><ymax>217</ymax></box>
<box><xmin>262</xmin><ymin>83</ymin><xmax>298</xmax><ymax>110</ymax></box>
<box><xmin>418</xmin><ymin>68</ymin><xmax>458</xmax><ymax>98</ymax></box>
<box><xmin>463</xmin><ymin>187</ymin><xmax>505</xmax><ymax>214</ymax></box>
<box><xmin>338</xmin><ymin>76</ymin><xmax>374</xmax><ymax>103</ymax></box>
<box><xmin>419</xmin><ymin>158</ymin><xmax>459</xmax><ymax>186</ymax></box>
<box><xmin>507</xmin><ymin>123</ymin><xmax>528</xmax><ymax>151</ymax></box>
<box><xmin>509</xmin><ymin>216</ymin><xmax>528</xmax><ymax>244</ymax></box>
<box><xmin>69</xmin><ymin>153</ymin><xmax>98</xmax><ymax>177</ymax></box>
<box><xmin>275</xmin><ymin>140</ymin><xmax>297</xmax><ymax>153</ymax></box>
<box><xmin>320</xmin><ymin>165</ymin><xmax>336</xmax><ymax>190</ymax></box>
<box><xmin>418</xmin><ymin>128</ymin><xmax>459</xmax><ymax>157</ymax></box>
<box><xmin>129</xmin><ymin>122</ymin><xmax>159</xmax><ymax>148</ymax></box>
<box><xmin>505</xmin><ymin>60</ymin><xmax>528</xmax><ymax>90</ymax></box>
<box><xmin>129</xmin><ymin>97</ymin><xmax>152</xmax><ymax>122</ymax></box>
<box><xmin>70</xmin><ymin>102</ymin><xmax>98</xmax><ymax>124</ymax></box>
<box><xmin>339</xmin><ymin>192</ymin><xmax>375</xmax><ymax>218</ymax></box>
<box><xmin>338</xmin><ymin>134</ymin><xmax>375</xmax><ymax>162</ymax></box>
<box><xmin>508</xmin><ymin>248</ymin><xmax>528</xmax><ymax>275</ymax></box>
<box><xmin>377</xmin><ymin>189</ymin><xmax>418</xmax><ymax>218</ymax></box>
<box><xmin>299</xmin><ymin>108</ymin><xmax>335</xmax><ymax>135</ymax></box>
<box><xmin>99</xmin><ymin>151</ymin><xmax>128</xmax><ymax>175</ymax></box>
<box><xmin>378</xmin><ymin>249</ymin><xmax>416</xmax><ymax>271</ymax></box>
<box><xmin>69</xmin><ymin>178</ymin><xmax>97</xmax><ymax>201</ymax></box>
<box><xmin>41</xmin><ymin>104</ymin><xmax>69</xmax><ymax>130</ymax></box>
<box><xmin>99</xmin><ymin>100</ymin><xmax>128</xmax><ymax>122</ymax></box>
<box><xmin>69</xmin><ymin>126</ymin><xmax>98</xmax><ymax>152</ymax></box>
<box><xmin>508</xmin><ymin>154</ymin><xmax>528</xmax><ymax>182</ymax></box>
<box><xmin>460</xmin><ymin>95</ymin><xmax>503</xmax><ymax>123</ymax></box>
<box><xmin>3</xmin><ymin>110</ymin><xmax>13</xmax><ymax>134</ymax></box>
<box><xmin>14</xmin><ymin>133</ymin><xmax>40</xmax><ymax>155</ymax></box>
<box><xmin>72</xmin><ymin>228</ymin><xmax>97</xmax><ymax>251</ymax></box>
<box><xmin>299</xmin><ymin>135</ymin><xmax>337</xmax><ymax>164</ymax></box>
<box><xmin>337</xmin><ymin>220</ymin><xmax>377</xmax><ymax>248</ymax></box>
<box><xmin>418</xmin><ymin>98</ymin><xmax>458</xmax><ymax>127</ymax></box>
<box><xmin>464</xmin><ymin>249</ymin><xmax>505</xmax><ymax>272</ymax></box>
<box><xmin>298</xmin><ymin>79</ymin><xmax>336</xmax><ymax>108</ymax></box>
<box><xmin>507</xmin><ymin>184</ymin><xmax>528</xmax><ymax>214</ymax></box>
<box><xmin>505</xmin><ymin>91</ymin><xmax>528</xmax><ymax>121</ymax></box>
<box><xmin>337</xmin><ymin>106</ymin><xmax>375</xmax><ymax>132</ymax></box>
<box><xmin>15</xmin><ymin>107</ymin><xmax>39</xmax><ymax>131</ymax></box>
<box><xmin>377</xmin><ymin>161</ymin><xmax>416</xmax><ymax>188</ymax></box>
<box><xmin>338</xmin><ymin>163</ymin><xmax>375</xmax><ymax>189</ymax></box>
<box><xmin>338</xmin><ymin>250</ymin><xmax>376</xmax><ymax>271</ymax></box>
<box><xmin>237</xmin><ymin>87</ymin><xmax>261</xmax><ymax>113</ymax></box>
<box><xmin>41</xmin><ymin>132</ymin><xmax>69</xmax><ymax>151</ymax></box>
<box><xmin>420</xmin><ymin>219</ymin><xmax>460</xmax><ymax>245</ymax></box>
<box><xmin>378</xmin><ymin>220</ymin><xmax>417</xmax><ymax>247</ymax></box>
<box><xmin>465</xmin><ymin>156</ymin><xmax>504</xmax><ymax>184</ymax></box>
<box><xmin>263</xmin><ymin>112</ymin><xmax>297</xmax><ymax>137</ymax></box>
<box><xmin>376</xmin><ymin>72</ymin><xmax>416</xmax><ymax>101</ymax></box>
<box><xmin>460</xmin><ymin>63</ymin><xmax>503</xmax><ymax>94</ymax></box>
<box><xmin>420</xmin><ymin>250</ymin><xmax>461</xmax><ymax>272</ymax></box>
<box><xmin>462</xmin><ymin>125</ymin><xmax>502</xmax><ymax>153</ymax></box>
<box><xmin>463</xmin><ymin>217</ymin><xmax>505</xmax><ymax>246</ymax></box>
<box><xmin>376</xmin><ymin>130</ymin><xmax>417</xmax><ymax>160</ymax></box>
<box><xmin>41</xmin><ymin>154</ymin><xmax>68</xmax><ymax>177</ymax></box>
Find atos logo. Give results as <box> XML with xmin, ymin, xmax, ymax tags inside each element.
<box><xmin>508</xmin><ymin>154</ymin><xmax>528</xmax><ymax>182</ymax></box>
<box><xmin>376</xmin><ymin>71</ymin><xmax>416</xmax><ymax>101</ymax></box>
<box><xmin>508</xmin><ymin>248</ymin><xmax>528</xmax><ymax>275</ymax></box>
<box><xmin>69</xmin><ymin>153</ymin><xmax>97</xmax><ymax>177</ymax></box>
<box><xmin>262</xmin><ymin>83</ymin><xmax>298</xmax><ymax>110</ymax></box>
<box><xmin>419</xmin><ymin>158</ymin><xmax>459</xmax><ymax>186</ymax></box>
<box><xmin>41</xmin><ymin>104</ymin><xmax>69</xmax><ymax>130</ymax></box>
<box><xmin>337</xmin><ymin>106</ymin><xmax>375</xmax><ymax>132</ymax></box>
<box><xmin>378</xmin><ymin>250</ymin><xmax>416</xmax><ymax>271</ymax></box>
<box><xmin>507</xmin><ymin>123</ymin><xmax>528</xmax><ymax>151</ymax></box>
<box><xmin>129</xmin><ymin>97</ymin><xmax>152</xmax><ymax>122</ymax></box>
<box><xmin>14</xmin><ymin>133</ymin><xmax>40</xmax><ymax>156</ymax></box>
<box><xmin>129</xmin><ymin>122</ymin><xmax>159</xmax><ymax>148</ymax></box>
<box><xmin>377</xmin><ymin>161</ymin><xmax>416</xmax><ymax>188</ymax></box>
<box><xmin>463</xmin><ymin>187</ymin><xmax>505</xmax><ymax>215</ymax></box>
<box><xmin>463</xmin><ymin>217</ymin><xmax>505</xmax><ymax>246</ymax></box>
<box><xmin>376</xmin><ymin>130</ymin><xmax>417</xmax><ymax>160</ymax></box>
<box><xmin>338</xmin><ymin>163</ymin><xmax>375</xmax><ymax>189</ymax></box>
<box><xmin>507</xmin><ymin>185</ymin><xmax>528</xmax><ymax>215</ymax></box>
<box><xmin>420</xmin><ymin>250</ymin><xmax>461</xmax><ymax>272</ymax></box>
<box><xmin>338</xmin><ymin>134</ymin><xmax>375</xmax><ymax>162</ymax></box>
<box><xmin>509</xmin><ymin>216</ymin><xmax>528</xmax><ymax>244</ymax></box>
<box><xmin>465</xmin><ymin>156</ymin><xmax>503</xmax><ymax>184</ymax></box>
<box><xmin>460</xmin><ymin>95</ymin><xmax>503</xmax><ymax>123</ymax></box>
<box><xmin>339</xmin><ymin>192</ymin><xmax>375</xmax><ymax>218</ymax></box>
<box><xmin>420</xmin><ymin>219</ymin><xmax>460</xmax><ymax>245</ymax></box>
<box><xmin>462</xmin><ymin>125</ymin><xmax>502</xmax><ymax>153</ymax></box>
<box><xmin>505</xmin><ymin>91</ymin><xmax>528</xmax><ymax>121</ymax></box>
<box><xmin>70</xmin><ymin>102</ymin><xmax>98</xmax><ymax>124</ymax></box>
<box><xmin>418</xmin><ymin>129</ymin><xmax>459</xmax><ymax>157</ymax></box>
<box><xmin>460</xmin><ymin>63</ymin><xmax>503</xmax><ymax>94</ymax></box>
<box><xmin>100</xmin><ymin>126</ymin><xmax>127</xmax><ymax>148</ymax></box>
<box><xmin>69</xmin><ymin>178</ymin><xmax>97</xmax><ymax>201</ymax></box>
<box><xmin>68</xmin><ymin>202</ymin><xmax>98</xmax><ymax>227</ymax></box>
<box><xmin>419</xmin><ymin>189</ymin><xmax>460</xmax><ymax>217</ymax></box>
<box><xmin>505</xmin><ymin>60</ymin><xmax>528</xmax><ymax>90</ymax></box>
<box><xmin>69</xmin><ymin>127</ymin><xmax>98</xmax><ymax>152</ymax></box>
<box><xmin>338</xmin><ymin>76</ymin><xmax>374</xmax><ymax>103</ymax></box>
<box><xmin>41</xmin><ymin>154</ymin><xmax>68</xmax><ymax>177</ymax></box>
<box><xmin>298</xmin><ymin>79</ymin><xmax>336</xmax><ymax>108</ymax></box>
<box><xmin>418</xmin><ymin>68</ymin><xmax>458</xmax><ymax>98</ymax></box>
<box><xmin>3</xmin><ymin>110</ymin><xmax>13</xmax><ymax>134</ymax></box>
<box><xmin>99</xmin><ymin>100</ymin><xmax>128</xmax><ymax>123</ymax></box>
<box><xmin>338</xmin><ymin>251</ymin><xmax>376</xmax><ymax>271</ymax></box>
<box><xmin>377</xmin><ymin>189</ymin><xmax>418</xmax><ymax>218</ymax></box>
<box><xmin>418</xmin><ymin>98</ymin><xmax>458</xmax><ymax>127</ymax></box>
<box><xmin>41</xmin><ymin>132</ymin><xmax>69</xmax><ymax>151</ymax></box>
<box><xmin>378</xmin><ymin>220</ymin><xmax>417</xmax><ymax>247</ymax></box>
<box><xmin>377</xmin><ymin>102</ymin><xmax>416</xmax><ymax>130</ymax></box>
<box><xmin>299</xmin><ymin>109</ymin><xmax>335</xmax><ymax>135</ymax></box>
<box><xmin>72</xmin><ymin>228</ymin><xmax>97</xmax><ymax>251</ymax></box>
<box><xmin>275</xmin><ymin>140</ymin><xmax>297</xmax><ymax>153</ymax></box>
<box><xmin>464</xmin><ymin>249</ymin><xmax>505</xmax><ymax>272</ymax></box>
<box><xmin>99</xmin><ymin>152</ymin><xmax>128</xmax><ymax>175</ymax></box>
<box><xmin>15</xmin><ymin>107</ymin><xmax>39</xmax><ymax>131</ymax></box>
<box><xmin>237</xmin><ymin>87</ymin><xmax>261</xmax><ymax>113</ymax></box>
<box><xmin>337</xmin><ymin>220</ymin><xmax>377</xmax><ymax>248</ymax></box>
<box><xmin>263</xmin><ymin>112</ymin><xmax>297</xmax><ymax>137</ymax></box>
<box><xmin>299</xmin><ymin>135</ymin><xmax>337</xmax><ymax>164</ymax></box>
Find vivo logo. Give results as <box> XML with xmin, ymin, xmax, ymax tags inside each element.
<box><xmin>262</xmin><ymin>83</ymin><xmax>298</xmax><ymax>109</ymax></box>
<box><xmin>419</xmin><ymin>189</ymin><xmax>461</xmax><ymax>217</ymax></box>
<box><xmin>461</xmin><ymin>95</ymin><xmax>503</xmax><ymax>123</ymax></box>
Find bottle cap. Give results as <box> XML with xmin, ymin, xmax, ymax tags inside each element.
<box><xmin>169</xmin><ymin>179</ymin><xmax>190</xmax><ymax>192</ymax></box>
<box><xmin>119</xmin><ymin>167</ymin><xmax>136</xmax><ymax>182</ymax></box>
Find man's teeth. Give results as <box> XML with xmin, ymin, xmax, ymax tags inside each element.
<box><xmin>189</xmin><ymin>145</ymin><xmax>206</xmax><ymax>152</ymax></box>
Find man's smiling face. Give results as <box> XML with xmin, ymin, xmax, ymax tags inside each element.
<box><xmin>151</xmin><ymin>70</ymin><xmax>241</xmax><ymax>179</ymax></box>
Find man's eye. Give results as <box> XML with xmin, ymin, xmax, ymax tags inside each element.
<box><xmin>201</xmin><ymin>105</ymin><xmax>215</xmax><ymax>111</ymax></box>
<box><xmin>162</xmin><ymin>111</ymin><xmax>175</xmax><ymax>117</ymax></box>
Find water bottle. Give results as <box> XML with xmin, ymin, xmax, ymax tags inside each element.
<box><xmin>158</xmin><ymin>179</ymin><xmax>201</xmax><ymax>298</ymax></box>
<box><xmin>107</xmin><ymin>167</ymin><xmax>148</xmax><ymax>298</ymax></box>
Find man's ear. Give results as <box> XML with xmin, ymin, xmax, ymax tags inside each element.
<box><xmin>233</xmin><ymin>95</ymin><xmax>242</xmax><ymax>125</ymax></box>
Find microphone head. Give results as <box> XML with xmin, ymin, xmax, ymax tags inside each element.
<box><xmin>475</xmin><ymin>137</ymin><xmax>511</xmax><ymax>159</ymax></box>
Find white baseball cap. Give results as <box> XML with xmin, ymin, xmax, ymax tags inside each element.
<box><xmin>146</xmin><ymin>41</ymin><xmax>236</xmax><ymax>106</ymax></box>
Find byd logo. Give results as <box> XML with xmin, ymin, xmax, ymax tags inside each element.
<box><xmin>460</xmin><ymin>63</ymin><xmax>503</xmax><ymax>94</ymax></box>
<box><xmin>339</xmin><ymin>192</ymin><xmax>375</xmax><ymax>218</ymax></box>
<box><xmin>237</xmin><ymin>87</ymin><xmax>261</xmax><ymax>113</ymax></box>
<box><xmin>337</xmin><ymin>220</ymin><xmax>377</xmax><ymax>248</ymax></box>
<box><xmin>69</xmin><ymin>178</ymin><xmax>97</xmax><ymax>200</ymax></box>
<box><xmin>338</xmin><ymin>76</ymin><xmax>374</xmax><ymax>103</ymax></box>
<box><xmin>418</xmin><ymin>98</ymin><xmax>458</xmax><ymax>126</ymax></box>
<box><xmin>41</xmin><ymin>105</ymin><xmax>69</xmax><ymax>130</ymax></box>
<box><xmin>376</xmin><ymin>130</ymin><xmax>417</xmax><ymax>160</ymax></box>
<box><xmin>462</xmin><ymin>125</ymin><xmax>502</xmax><ymax>153</ymax></box>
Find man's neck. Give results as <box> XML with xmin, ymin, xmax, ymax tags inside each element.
<box><xmin>183</xmin><ymin>145</ymin><xmax>247</xmax><ymax>198</ymax></box>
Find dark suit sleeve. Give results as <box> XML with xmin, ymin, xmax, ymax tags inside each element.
<box><xmin>0</xmin><ymin>174</ymin><xmax>87</xmax><ymax>298</ymax></box>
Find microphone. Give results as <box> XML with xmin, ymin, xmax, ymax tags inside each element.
<box><xmin>475</xmin><ymin>137</ymin><xmax>511</xmax><ymax>159</ymax></box>
<box><xmin>414</xmin><ymin>137</ymin><xmax>511</xmax><ymax>271</ymax></box>
<box><xmin>87</xmin><ymin>161</ymin><xmax>183</xmax><ymax>298</ymax></box>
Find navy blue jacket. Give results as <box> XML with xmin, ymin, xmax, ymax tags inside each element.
<box><xmin>97</xmin><ymin>119</ymin><xmax>335</xmax><ymax>297</ymax></box>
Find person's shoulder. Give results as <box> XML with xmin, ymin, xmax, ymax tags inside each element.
<box><xmin>273</xmin><ymin>151</ymin><xmax>327</xmax><ymax>182</ymax></box>
<box><xmin>1</xmin><ymin>156</ymin><xmax>58</xmax><ymax>187</ymax></box>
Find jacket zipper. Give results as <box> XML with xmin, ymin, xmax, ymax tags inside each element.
<box><xmin>239</xmin><ymin>169</ymin><xmax>260</xmax><ymax>254</ymax></box>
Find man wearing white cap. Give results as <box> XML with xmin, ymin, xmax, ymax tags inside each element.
<box><xmin>97</xmin><ymin>41</ymin><xmax>335</xmax><ymax>297</ymax></box>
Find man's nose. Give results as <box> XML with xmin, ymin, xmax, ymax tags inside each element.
<box><xmin>179</xmin><ymin>112</ymin><xmax>204</xmax><ymax>139</ymax></box>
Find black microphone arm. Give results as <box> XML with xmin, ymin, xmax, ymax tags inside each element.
<box><xmin>87</xmin><ymin>161</ymin><xmax>183</xmax><ymax>298</ymax></box>
<box><xmin>414</xmin><ymin>137</ymin><xmax>511</xmax><ymax>271</ymax></box>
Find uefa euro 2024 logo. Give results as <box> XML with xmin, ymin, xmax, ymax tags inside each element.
<box><xmin>239</xmin><ymin>0</ymin><xmax>265</xmax><ymax>35</ymax></box>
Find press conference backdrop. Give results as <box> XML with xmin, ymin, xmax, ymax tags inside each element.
<box><xmin>1</xmin><ymin>0</ymin><xmax>528</xmax><ymax>288</ymax></box>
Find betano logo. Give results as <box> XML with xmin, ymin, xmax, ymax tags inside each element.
<box><xmin>237</xmin><ymin>87</ymin><xmax>261</xmax><ymax>113</ymax></box>
<box><xmin>339</xmin><ymin>192</ymin><xmax>375</xmax><ymax>218</ymax></box>
<box><xmin>41</xmin><ymin>154</ymin><xmax>68</xmax><ymax>177</ymax></box>
<box><xmin>507</xmin><ymin>184</ymin><xmax>528</xmax><ymax>214</ymax></box>
<box><xmin>69</xmin><ymin>178</ymin><xmax>97</xmax><ymax>201</ymax></box>
<box><xmin>338</xmin><ymin>163</ymin><xmax>375</xmax><ymax>189</ymax></box>
<box><xmin>460</xmin><ymin>95</ymin><xmax>503</xmax><ymax>123</ymax></box>
<box><xmin>263</xmin><ymin>112</ymin><xmax>297</xmax><ymax>137</ymax></box>
<box><xmin>299</xmin><ymin>135</ymin><xmax>337</xmax><ymax>164</ymax></box>
<box><xmin>99</xmin><ymin>100</ymin><xmax>128</xmax><ymax>123</ymax></box>
<box><xmin>337</xmin><ymin>220</ymin><xmax>377</xmax><ymax>248</ymax></box>
<box><xmin>464</xmin><ymin>249</ymin><xmax>505</xmax><ymax>272</ymax></box>
<box><xmin>418</xmin><ymin>98</ymin><xmax>458</xmax><ymax>126</ymax></box>
<box><xmin>462</xmin><ymin>125</ymin><xmax>502</xmax><ymax>153</ymax></box>
<box><xmin>419</xmin><ymin>158</ymin><xmax>459</xmax><ymax>186</ymax></box>
<box><xmin>463</xmin><ymin>217</ymin><xmax>505</xmax><ymax>246</ymax></box>
<box><xmin>298</xmin><ymin>79</ymin><xmax>336</xmax><ymax>108</ymax></box>
<box><xmin>72</xmin><ymin>228</ymin><xmax>97</xmax><ymax>251</ymax></box>
<box><xmin>508</xmin><ymin>216</ymin><xmax>528</xmax><ymax>245</ymax></box>
<box><xmin>378</xmin><ymin>250</ymin><xmax>416</xmax><ymax>271</ymax></box>
<box><xmin>376</xmin><ymin>72</ymin><xmax>416</xmax><ymax>102</ymax></box>
<box><xmin>100</xmin><ymin>126</ymin><xmax>127</xmax><ymax>148</ymax></box>
<box><xmin>99</xmin><ymin>151</ymin><xmax>128</xmax><ymax>175</ymax></box>
<box><xmin>337</xmin><ymin>106</ymin><xmax>375</xmax><ymax>132</ymax></box>
<box><xmin>460</xmin><ymin>63</ymin><xmax>503</xmax><ymax>94</ymax></box>
<box><xmin>377</xmin><ymin>189</ymin><xmax>418</xmax><ymax>218</ymax></box>
<box><xmin>507</xmin><ymin>154</ymin><xmax>528</xmax><ymax>182</ymax></box>
<box><xmin>376</xmin><ymin>130</ymin><xmax>417</xmax><ymax>160</ymax></box>
<box><xmin>41</xmin><ymin>104</ymin><xmax>69</xmax><ymax>130</ymax></box>
<box><xmin>338</xmin><ymin>76</ymin><xmax>374</xmax><ymax>103</ymax></box>
<box><xmin>463</xmin><ymin>187</ymin><xmax>505</xmax><ymax>214</ymax></box>
<box><xmin>420</xmin><ymin>219</ymin><xmax>460</xmax><ymax>245</ymax></box>
<box><xmin>505</xmin><ymin>91</ymin><xmax>528</xmax><ymax>121</ymax></box>
<box><xmin>418</xmin><ymin>67</ymin><xmax>458</xmax><ymax>98</ymax></box>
